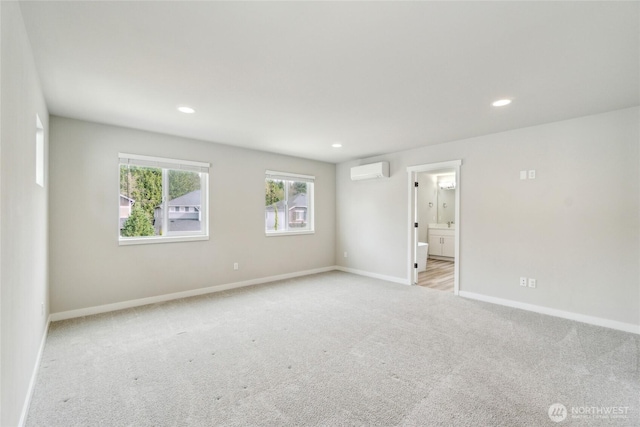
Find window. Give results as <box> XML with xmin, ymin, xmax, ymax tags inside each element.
<box><xmin>119</xmin><ymin>153</ymin><xmax>209</xmax><ymax>245</ymax></box>
<box><xmin>36</xmin><ymin>115</ymin><xmax>44</xmax><ymax>187</ymax></box>
<box><xmin>265</xmin><ymin>170</ymin><xmax>314</xmax><ymax>235</ymax></box>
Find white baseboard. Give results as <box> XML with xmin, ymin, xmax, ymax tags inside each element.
<box><xmin>335</xmin><ymin>266</ymin><xmax>410</xmax><ymax>286</ymax></box>
<box><xmin>18</xmin><ymin>316</ymin><xmax>51</xmax><ymax>427</ymax></box>
<box><xmin>458</xmin><ymin>291</ymin><xmax>640</xmax><ymax>335</ymax></box>
<box><xmin>50</xmin><ymin>266</ymin><xmax>337</xmax><ymax>322</ymax></box>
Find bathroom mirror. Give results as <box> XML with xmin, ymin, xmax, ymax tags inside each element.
<box><xmin>437</xmin><ymin>186</ymin><xmax>455</xmax><ymax>223</ymax></box>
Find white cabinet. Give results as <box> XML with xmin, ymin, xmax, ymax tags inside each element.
<box><xmin>428</xmin><ymin>228</ymin><xmax>455</xmax><ymax>258</ymax></box>
<box><xmin>441</xmin><ymin>235</ymin><xmax>455</xmax><ymax>257</ymax></box>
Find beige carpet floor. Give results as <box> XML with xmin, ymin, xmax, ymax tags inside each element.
<box><xmin>27</xmin><ymin>271</ymin><xmax>639</xmax><ymax>426</ymax></box>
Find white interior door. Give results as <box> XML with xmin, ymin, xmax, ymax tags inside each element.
<box><xmin>412</xmin><ymin>172</ymin><xmax>419</xmax><ymax>285</ymax></box>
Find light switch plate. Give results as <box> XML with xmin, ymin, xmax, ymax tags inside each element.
<box><xmin>520</xmin><ymin>170</ymin><xmax>527</xmax><ymax>180</ymax></box>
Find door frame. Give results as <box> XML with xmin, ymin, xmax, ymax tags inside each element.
<box><xmin>406</xmin><ymin>160</ymin><xmax>462</xmax><ymax>295</ymax></box>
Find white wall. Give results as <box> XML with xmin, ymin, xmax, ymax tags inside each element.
<box><xmin>337</xmin><ymin>107</ymin><xmax>639</xmax><ymax>328</ymax></box>
<box><xmin>0</xmin><ymin>3</ymin><xmax>50</xmax><ymax>425</ymax></box>
<box><xmin>49</xmin><ymin>117</ymin><xmax>336</xmax><ymax>313</ymax></box>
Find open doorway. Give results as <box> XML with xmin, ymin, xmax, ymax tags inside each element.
<box><xmin>416</xmin><ymin>169</ymin><xmax>456</xmax><ymax>291</ymax></box>
<box><xmin>407</xmin><ymin>160</ymin><xmax>461</xmax><ymax>294</ymax></box>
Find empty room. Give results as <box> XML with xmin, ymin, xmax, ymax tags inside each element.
<box><xmin>1</xmin><ymin>1</ymin><xmax>639</xmax><ymax>426</ymax></box>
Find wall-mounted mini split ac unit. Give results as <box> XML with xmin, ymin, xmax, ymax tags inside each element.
<box><xmin>350</xmin><ymin>161</ymin><xmax>390</xmax><ymax>181</ymax></box>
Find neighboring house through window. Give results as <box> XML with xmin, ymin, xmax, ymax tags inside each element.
<box><xmin>154</xmin><ymin>189</ymin><xmax>202</xmax><ymax>233</ymax></box>
<box><xmin>265</xmin><ymin>170</ymin><xmax>314</xmax><ymax>235</ymax></box>
<box><xmin>119</xmin><ymin>153</ymin><xmax>210</xmax><ymax>245</ymax></box>
<box><xmin>119</xmin><ymin>194</ymin><xmax>135</xmax><ymax>229</ymax></box>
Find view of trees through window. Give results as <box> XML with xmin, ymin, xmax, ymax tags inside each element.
<box><xmin>265</xmin><ymin>178</ymin><xmax>311</xmax><ymax>233</ymax></box>
<box><xmin>120</xmin><ymin>165</ymin><xmax>202</xmax><ymax>237</ymax></box>
<box><xmin>120</xmin><ymin>166</ymin><xmax>161</xmax><ymax>237</ymax></box>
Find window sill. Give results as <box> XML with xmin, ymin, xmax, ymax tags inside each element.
<box><xmin>119</xmin><ymin>234</ymin><xmax>209</xmax><ymax>246</ymax></box>
<box><xmin>265</xmin><ymin>230</ymin><xmax>315</xmax><ymax>237</ymax></box>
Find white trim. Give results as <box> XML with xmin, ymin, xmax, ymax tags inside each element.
<box><xmin>119</xmin><ymin>152</ymin><xmax>210</xmax><ymax>169</ymax></box>
<box><xmin>18</xmin><ymin>316</ymin><xmax>51</xmax><ymax>427</ymax></box>
<box><xmin>265</xmin><ymin>170</ymin><xmax>315</xmax><ymax>181</ymax></box>
<box><xmin>406</xmin><ymin>160</ymin><xmax>461</xmax><ymax>295</ymax></box>
<box><xmin>50</xmin><ymin>266</ymin><xmax>336</xmax><ymax>322</ymax></box>
<box><xmin>408</xmin><ymin>172</ymin><xmax>415</xmax><ymax>286</ymax></box>
<box><xmin>334</xmin><ymin>266</ymin><xmax>410</xmax><ymax>286</ymax></box>
<box><xmin>406</xmin><ymin>160</ymin><xmax>462</xmax><ymax>173</ymax></box>
<box><xmin>459</xmin><ymin>291</ymin><xmax>640</xmax><ymax>335</ymax></box>
<box><xmin>119</xmin><ymin>234</ymin><xmax>209</xmax><ymax>246</ymax></box>
<box><xmin>266</xmin><ymin>230</ymin><xmax>315</xmax><ymax>237</ymax></box>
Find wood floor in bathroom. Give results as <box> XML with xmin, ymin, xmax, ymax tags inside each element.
<box><xmin>418</xmin><ymin>258</ymin><xmax>454</xmax><ymax>292</ymax></box>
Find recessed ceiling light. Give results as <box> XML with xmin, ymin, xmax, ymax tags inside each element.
<box><xmin>177</xmin><ymin>105</ymin><xmax>195</xmax><ymax>114</ymax></box>
<box><xmin>332</xmin><ymin>143</ymin><xmax>342</xmax><ymax>148</ymax></box>
<box><xmin>492</xmin><ymin>99</ymin><xmax>512</xmax><ymax>107</ymax></box>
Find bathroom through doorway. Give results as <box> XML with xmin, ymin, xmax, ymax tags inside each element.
<box><xmin>407</xmin><ymin>160</ymin><xmax>461</xmax><ymax>294</ymax></box>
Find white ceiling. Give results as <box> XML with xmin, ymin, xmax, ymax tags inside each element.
<box><xmin>19</xmin><ymin>1</ymin><xmax>639</xmax><ymax>164</ymax></box>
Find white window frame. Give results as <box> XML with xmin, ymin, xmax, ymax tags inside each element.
<box><xmin>265</xmin><ymin>170</ymin><xmax>315</xmax><ymax>237</ymax></box>
<box><xmin>35</xmin><ymin>115</ymin><xmax>45</xmax><ymax>187</ymax></box>
<box><xmin>119</xmin><ymin>153</ymin><xmax>210</xmax><ymax>245</ymax></box>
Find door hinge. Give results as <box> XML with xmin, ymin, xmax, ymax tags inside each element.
<box><xmin>414</xmin><ymin>222</ymin><xmax>418</xmax><ymax>228</ymax></box>
<box><xmin>414</xmin><ymin>263</ymin><xmax>418</xmax><ymax>269</ymax></box>
<box><xmin>414</xmin><ymin>182</ymin><xmax>419</xmax><ymax>187</ymax></box>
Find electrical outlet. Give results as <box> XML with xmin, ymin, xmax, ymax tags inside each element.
<box><xmin>344</xmin><ymin>252</ymin><xmax>348</xmax><ymax>258</ymax></box>
<box><xmin>520</xmin><ymin>170</ymin><xmax>527</xmax><ymax>180</ymax></box>
<box><xmin>528</xmin><ymin>170</ymin><xmax>536</xmax><ymax>179</ymax></box>
<box><xmin>520</xmin><ymin>277</ymin><xmax>527</xmax><ymax>287</ymax></box>
<box><xmin>528</xmin><ymin>278</ymin><xmax>537</xmax><ymax>288</ymax></box>
<box><xmin>233</xmin><ymin>262</ymin><xmax>239</xmax><ymax>270</ymax></box>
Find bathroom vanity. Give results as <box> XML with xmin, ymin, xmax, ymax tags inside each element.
<box><xmin>428</xmin><ymin>225</ymin><xmax>455</xmax><ymax>259</ymax></box>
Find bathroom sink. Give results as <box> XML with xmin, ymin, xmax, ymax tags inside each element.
<box><xmin>429</xmin><ymin>223</ymin><xmax>455</xmax><ymax>230</ymax></box>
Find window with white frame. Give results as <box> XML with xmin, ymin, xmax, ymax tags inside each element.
<box><xmin>35</xmin><ymin>115</ymin><xmax>45</xmax><ymax>187</ymax></box>
<box><xmin>265</xmin><ymin>170</ymin><xmax>314</xmax><ymax>235</ymax></box>
<box><xmin>119</xmin><ymin>153</ymin><xmax>209</xmax><ymax>245</ymax></box>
